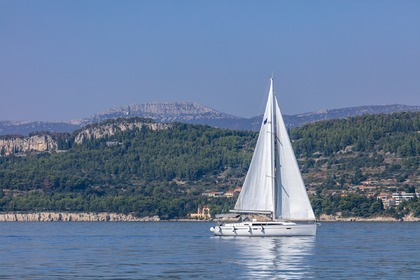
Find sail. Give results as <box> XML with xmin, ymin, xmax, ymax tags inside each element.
<box><xmin>234</xmin><ymin>78</ymin><xmax>315</xmax><ymax>222</ymax></box>
<box><xmin>234</xmin><ymin>81</ymin><xmax>275</xmax><ymax>214</ymax></box>
<box><xmin>274</xmin><ymin>96</ymin><xmax>316</xmax><ymax>221</ymax></box>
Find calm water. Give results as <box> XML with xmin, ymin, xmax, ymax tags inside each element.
<box><xmin>0</xmin><ymin>222</ymin><xmax>419</xmax><ymax>279</ymax></box>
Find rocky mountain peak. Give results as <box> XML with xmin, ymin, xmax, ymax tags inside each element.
<box><xmin>79</xmin><ymin>101</ymin><xmax>239</xmax><ymax>126</ymax></box>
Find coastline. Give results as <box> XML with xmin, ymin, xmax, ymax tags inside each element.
<box><xmin>318</xmin><ymin>213</ymin><xmax>420</xmax><ymax>222</ymax></box>
<box><xmin>0</xmin><ymin>212</ymin><xmax>419</xmax><ymax>222</ymax></box>
<box><xmin>0</xmin><ymin>212</ymin><xmax>160</xmax><ymax>222</ymax></box>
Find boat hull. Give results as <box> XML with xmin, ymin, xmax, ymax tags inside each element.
<box><xmin>210</xmin><ymin>222</ymin><xmax>317</xmax><ymax>236</ymax></box>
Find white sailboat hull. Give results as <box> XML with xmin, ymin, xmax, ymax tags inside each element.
<box><xmin>210</xmin><ymin>222</ymin><xmax>317</xmax><ymax>237</ymax></box>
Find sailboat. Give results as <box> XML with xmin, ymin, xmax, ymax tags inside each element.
<box><xmin>210</xmin><ymin>78</ymin><xmax>317</xmax><ymax>236</ymax></box>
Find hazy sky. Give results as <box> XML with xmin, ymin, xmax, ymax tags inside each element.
<box><xmin>1</xmin><ymin>1</ymin><xmax>419</xmax><ymax>121</ymax></box>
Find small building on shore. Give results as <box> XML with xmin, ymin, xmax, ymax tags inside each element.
<box><xmin>392</xmin><ymin>192</ymin><xmax>418</xmax><ymax>205</ymax></box>
<box><xmin>189</xmin><ymin>206</ymin><xmax>211</xmax><ymax>220</ymax></box>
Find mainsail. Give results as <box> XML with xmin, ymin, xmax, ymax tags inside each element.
<box><xmin>234</xmin><ymin>80</ymin><xmax>275</xmax><ymax>214</ymax></box>
<box><xmin>234</xmin><ymin>78</ymin><xmax>315</xmax><ymax>222</ymax></box>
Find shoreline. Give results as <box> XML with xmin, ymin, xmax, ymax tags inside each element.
<box><xmin>0</xmin><ymin>212</ymin><xmax>419</xmax><ymax>222</ymax></box>
<box><xmin>0</xmin><ymin>212</ymin><xmax>160</xmax><ymax>222</ymax></box>
<box><xmin>318</xmin><ymin>213</ymin><xmax>420</xmax><ymax>222</ymax></box>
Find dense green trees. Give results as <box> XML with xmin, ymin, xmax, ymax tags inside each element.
<box><xmin>291</xmin><ymin>112</ymin><xmax>419</xmax><ymax>157</ymax></box>
<box><xmin>0</xmin><ymin>113</ymin><xmax>419</xmax><ymax>219</ymax></box>
<box><xmin>310</xmin><ymin>193</ymin><xmax>385</xmax><ymax>218</ymax></box>
<box><xmin>0</xmin><ymin>120</ymin><xmax>255</xmax><ymax>218</ymax></box>
<box><xmin>0</xmin><ymin>122</ymin><xmax>254</xmax><ymax>191</ymax></box>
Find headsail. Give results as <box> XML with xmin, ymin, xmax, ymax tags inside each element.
<box><xmin>274</xmin><ymin>96</ymin><xmax>316</xmax><ymax>221</ymax></box>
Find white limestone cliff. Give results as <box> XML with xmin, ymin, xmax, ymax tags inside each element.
<box><xmin>0</xmin><ymin>134</ymin><xmax>58</xmax><ymax>156</ymax></box>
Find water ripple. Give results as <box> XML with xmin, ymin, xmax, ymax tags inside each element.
<box><xmin>0</xmin><ymin>222</ymin><xmax>419</xmax><ymax>279</ymax></box>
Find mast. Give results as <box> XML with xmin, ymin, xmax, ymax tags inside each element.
<box><xmin>269</xmin><ymin>78</ymin><xmax>276</xmax><ymax>221</ymax></box>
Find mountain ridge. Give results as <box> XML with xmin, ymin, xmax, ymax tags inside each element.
<box><xmin>77</xmin><ymin>101</ymin><xmax>241</xmax><ymax>126</ymax></box>
<box><xmin>0</xmin><ymin>102</ymin><xmax>419</xmax><ymax>135</ymax></box>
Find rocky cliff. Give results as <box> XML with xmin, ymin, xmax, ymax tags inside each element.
<box><xmin>0</xmin><ymin>118</ymin><xmax>170</xmax><ymax>155</ymax></box>
<box><xmin>0</xmin><ymin>134</ymin><xmax>58</xmax><ymax>156</ymax></box>
<box><xmin>73</xmin><ymin>118</ymin><xmax>171</xmax><ymax>144</ymax></box>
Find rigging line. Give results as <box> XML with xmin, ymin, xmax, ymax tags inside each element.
<box><xmin>276</xmin><ymin>136</ymin><xmax>283</xmax><ymax>146</ymax></box>
<box><xmin>267</xmin><ymin>174</ymin><xmax>287</xmax><ymax>203</ymax></box>
<box><xmin>281</xmin><ymin>183</ymin><xmax>290</xmax><ymax>198</ymax></box>
<box><xmin>274</xmin><ymin>137</ymin><xmax>283</xmax><ymax>169</ymax></box>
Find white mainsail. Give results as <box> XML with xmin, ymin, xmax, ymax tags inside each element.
<box><xmin>234</xmin><ymin>80</ymin><xmax>275</xmax><ymax>214</ymax></box>
<box><xmin>234</xmin><ymin>78</ymin><xmax>315</xmax><ymax>222</ymax></box>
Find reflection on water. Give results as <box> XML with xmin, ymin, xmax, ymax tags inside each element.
<box><xmin>215</xmin><ymin>236</ymin><xmax>315</xmax><ymax>279</ymax></box>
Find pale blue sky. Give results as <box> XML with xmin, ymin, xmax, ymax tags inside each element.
<box><xmin>1</xmin><ymin>1</ymin><xmax>419</xmax><ymax>121</ymax></box>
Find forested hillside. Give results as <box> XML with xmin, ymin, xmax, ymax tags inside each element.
<box><xmin>0</xmin><ymin>113</ymin><xmax>419</xmax><ymax>219</ymax></box>
<box><xmin>0</xmin><ymin>119</ymin><xmax>254</xmax><ymax>218</ymax></box>
<box><xmin>291</xmin><ymin>112</ymin><xmax>418</xmax><ymax>190</ymax></box>
<box><xmin>291</xmin><ymin>112</ymin><xmax>419</xmax><ymax>219</ymax></box>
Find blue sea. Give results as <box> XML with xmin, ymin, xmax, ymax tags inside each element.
<box><xmin>0</xmin><ymin>222</ymin><xmax>419</xmax><ymax>279</ymax></box>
